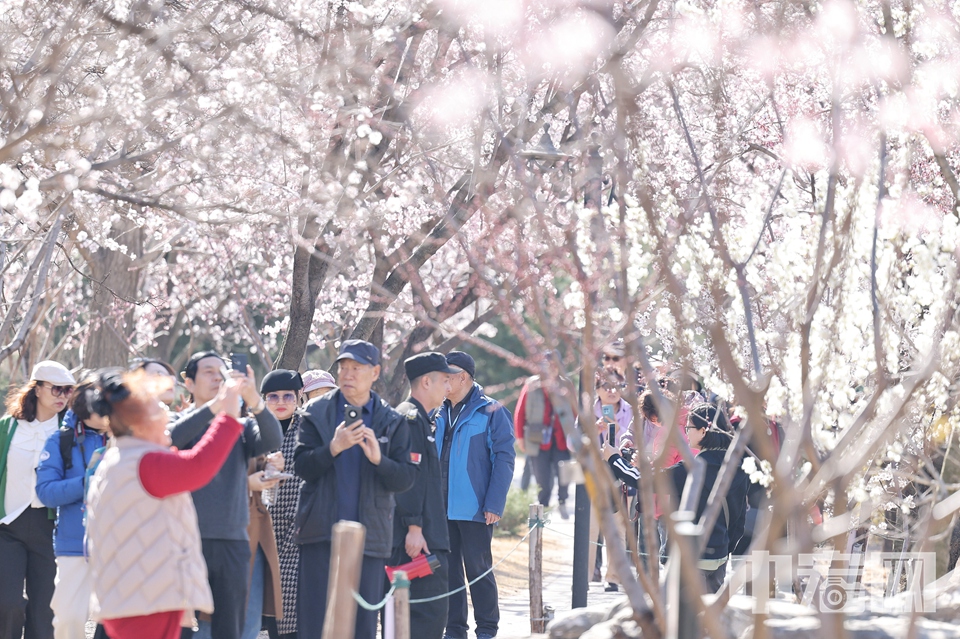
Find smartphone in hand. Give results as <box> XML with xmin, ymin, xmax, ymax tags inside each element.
<box><xmin>231</xmin><ymin>352</ymin><xmax>249</xmax><ymax>373</ymax></box>
<box><xmin>345</xmin><ymin>405</ymin><xmax>361</xmax><ymax>423</ymax></box>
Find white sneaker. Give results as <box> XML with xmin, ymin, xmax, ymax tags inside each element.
<box><xmin>558</xmin><ymin>502</ymin><xmax>570</xmax><ymax>520</ymax></box>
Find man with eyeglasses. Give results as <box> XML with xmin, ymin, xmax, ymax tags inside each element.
<box><xmin>170</xmin><ymin>352</ymin><xmax>283</xmax><ymax>639</ymax></box>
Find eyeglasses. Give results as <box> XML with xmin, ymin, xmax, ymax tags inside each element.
<box><xmin>600</xmin><ymin>385</ymin><xmax>625</xmax><ymax>392</ymax></box>
<box><xmin>602</xmin><ymin>355</ymin><xmax>623</xmax><ymax>362</ymax></box>
<box><xmin>265</xmin><ymin>392</ymin><xmax>298</xmax><ymax>404</ymax></box>
<box><xmin>40</xmin><ymin>383</ymin><xmax>73</xmax><ymax>398</ymax></box>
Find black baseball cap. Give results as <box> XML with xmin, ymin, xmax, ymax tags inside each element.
<box><xmin>445</xmin><ymin>351</ymin><xmax>475</xmax><ymax>378</ymax></box>
<box><xmin>335</xmin><ymin>339</ymin><xmax>380</xmax><ymax>367</ymax></box>
<box><xmin>404</xmin><ymin>352</ymin><xmax>457</xmax><ymax>382</ymax></box>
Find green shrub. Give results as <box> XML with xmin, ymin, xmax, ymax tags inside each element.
<box><xmin>496</xmin><ymin>485</ymin><xmax>538</xmax><ymax>537</ymax></box>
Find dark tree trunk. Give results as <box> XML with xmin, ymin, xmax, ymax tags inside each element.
<box><xmin>275</xmin><ymin>218</ymin><xmax>337</xmax><ymax>371</ymax></box>
<box><xmin>82</xmin><ymin>216</ymin><xmax>144</xmax><ymax>369</ymax></box>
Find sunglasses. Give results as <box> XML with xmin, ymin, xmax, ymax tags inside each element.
<box><xmin>40</xmin><ymin>383</ymin><xmax>73</xmax><ymax>398</ymax></box>
<box><xmin>265</xmin><ymin>392</ymin><xmax>298</xmax><ymax>404</ymax></box>
<box><xmin>600</xmin><ymin>384</ymin><xmax>625</xmax><ymax>392</ymax></box>
<box><xmin>602</xmin><ymin>355</ymin><xmax>623</xmax><ymax>362</ymax></box>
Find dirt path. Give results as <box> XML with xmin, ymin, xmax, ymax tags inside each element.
<box><xmin>492</xmin><ymin>531</ymin><xmax>569</xmax><ymax>599</ymax></box>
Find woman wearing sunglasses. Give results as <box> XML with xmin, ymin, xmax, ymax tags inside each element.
<box><xmin>0</xmin><ymin>360</ymin><xmax>76</xmax><ymax>639</ymax></box>
<box><xmin>241</xmin><ymin>370</ymin><xmax>302</xmax><ymax>639</ymax></box>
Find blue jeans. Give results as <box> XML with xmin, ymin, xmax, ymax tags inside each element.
<box><xmin>241</xmin><ymin>547</ymin><xmax>265</xmax><ymax>639</ymax></box>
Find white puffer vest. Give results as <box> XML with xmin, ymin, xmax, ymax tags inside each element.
<box><xmin>86</xmin><ymin>437</ymin><xmax>214</xmax><ymax>622</ymax></box>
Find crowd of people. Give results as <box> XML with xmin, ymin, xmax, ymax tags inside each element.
<box><xmin>513</xmin><ymin>340</ymin><xmax>764</xmax><ymax>595</ymax></box>
<box><xmin>0</xmin><ymin>343</ymin><xmax>516</xmax><ymax>639</ymax></box>
<box><xmin>0</xmin><ymin>337</ymin><xmax>763</xmax><ymax>639</ymax></box>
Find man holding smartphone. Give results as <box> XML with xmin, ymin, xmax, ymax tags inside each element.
<box><xmin>171</xmin><ymin>351</ymin><xmax>283</xmax><ymax>639</ymax></box>
<box><xmin>293</xmin><ymin>340</ymin><xmax>415</xmax><ymax>639</ymax></box>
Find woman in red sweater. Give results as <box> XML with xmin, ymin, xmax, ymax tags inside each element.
<box><xmin>85</xmin><ymin>368</ymin><xmax>244</xmax><ymax>639</ymax></box>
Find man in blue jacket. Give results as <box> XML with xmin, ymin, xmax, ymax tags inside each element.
<box><xmin>435</xmin><ymin>352</ymin><xmax>515</xmax><ymax>639</ymax></box>
<box><xmin>35</xmin><ymin>379</ymin><xmax>109</xmax><ymax>639</ymax></box>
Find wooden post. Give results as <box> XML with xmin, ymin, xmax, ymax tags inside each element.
<box><xmin>529</xmin><ymin>503</ymin><xmax>545</xmax><ymax>634</ymax></box>
<box><xmin>393</xmin><ymin>570</ymin><xmax>410</xmax><ymax>639</ymax></box>
<box><xmin>322</xmin><ymin>521</ymin><xmax>366</xmax><ymax>639</ymax></box>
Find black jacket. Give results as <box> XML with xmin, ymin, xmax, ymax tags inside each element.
<box><xmin>668</xmin><ymin>449</ymin><xmax>748</xmax><ymax>561</ymax></box>
<box><xmin>606</xmin><ymin>449</ymin><xmax>748</xmax><ymax>561</ymax></box>
<box><xmin>294</xmin><ymin>389</ymin><xmax>416</xmax><ymax>558</ymax></box>
<box><xmin>392</xmin><ymin>399</ymin><xmax>449</xmax><ymax>552</ymax></box>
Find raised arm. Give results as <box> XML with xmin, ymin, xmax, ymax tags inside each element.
<box><xmin>139</xmin><ymin>414</ymin><xmax>244</xmax><ymax>498</ymax></box>
<box><xmin>294</xmin><ymin>414</ymin><xmax>336</xmax><ymax>483</ymax></box>
<box><xmin>244</xmin><ymin>408</ymin><xmax>283</xmax><ymax>457</ymax></box>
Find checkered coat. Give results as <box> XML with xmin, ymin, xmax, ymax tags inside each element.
<box><xmin>267</xmin><ymin>415</ymin><xmax>303</xmax><ymax>634</ymax></box>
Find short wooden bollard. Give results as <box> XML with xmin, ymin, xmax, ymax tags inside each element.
<box><xmin>529</xmin><ymin>503</ymin><xmax>545</xmax><ymax>634</ymax></box>
<box><xmin>322</xmin><ymin>521</ymin><xmax>366</xmax><ymax>639</ymax></box>
<box><xmin>393</xmin><ymin>570</ymin><xmax>410</xmax><ymax>639</ymax></box>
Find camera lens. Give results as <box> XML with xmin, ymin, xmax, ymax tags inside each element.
<box><xmin>821</xmin><ymin>583</ymin><xmax>847</xmax><ymax>611</ymax></box>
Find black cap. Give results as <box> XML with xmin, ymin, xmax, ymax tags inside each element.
<box><xmin>335</xmin><ymin>339</ymin><xmax>380</xmax><ymax>366</ymax></box>
<box><xmin>404</xmin><ymin>352</ymin><xmax>457</xmax><ymax>382</ymax></box>
<box><xmin>446</xmin><ymin>351</ymin><xmax>475</xmax><ymax>378</ymax></box>
<box><xmin>260</xmin><ymin>370</ymin><xmax>304</xmax><ymax>394</ymax></box>
<box><xmin>182</xmin><ymin>351</ymin><xmax>224</xmax><ymax>380</ymax></box>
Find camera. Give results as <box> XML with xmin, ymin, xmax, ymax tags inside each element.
<box><xmin>345</xmin><ymin>405</ymin><xmax>360</xmax><ymax>422</ymax></box>
<box><xmin>817</xmin><ymin>571</ymin><xmax>865</xmax><ymax>613</ymax></box>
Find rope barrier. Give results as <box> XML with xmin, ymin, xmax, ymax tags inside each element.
<box><xmin>353</xmin><ymin>584</ymin><xmax>397</xmax><ymax>611</ymax></box>
<box><xmin>353</xmin><ymin>514</ymin><xmax>656</xmax><ymax>611</ymax></box>
<box><xmin>410</xmin><ymin>518</ymin><xmax>545</xmax><ymax>604</ymax></box>
<box><xmin>353</xmin><ymin>516</ymin><xmax>548</xmax><ymax>609</ymax></box>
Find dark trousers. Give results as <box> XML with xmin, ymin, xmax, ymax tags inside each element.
<box><xmin>197</xmin><ymin>539</ymin><xmax>251</xmax><ymax>639</ymax></box>
<box><xmin>298</xmin><ymin>542</ymin><xmax>386</xmax><ymax>639</ymax></box>
<box><xmin>446</xmin><ymin>521</ymin><xmax>497</xmax><ymax>638</ymax></box>
<box><xmin>383</xmin><ymin>549</ymin><xmax>449</xmax><ymax>639</ymax></box>
<box><xmin>0</xmin><ymin>507</ymin><xmax>55</xmax><ymax>639</ymax></box>
<box><xmin>533</xmin><ymin>446</ymin><xmax>570</xmax><ymax>507</ymax></box>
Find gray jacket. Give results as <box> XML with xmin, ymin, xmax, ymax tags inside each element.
<box><xmin>170</xmin><ymin>405</ymin><xmax>282</xmax><ymax>540</ymax></box>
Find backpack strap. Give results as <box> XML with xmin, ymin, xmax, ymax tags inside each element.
<box><xmin>59</xmin><ymin>427</ymin><xmax>76</xmax><ymax>471</ymax></box>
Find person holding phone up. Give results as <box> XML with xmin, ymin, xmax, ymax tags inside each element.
<box><xmin>591</xmin><ymin>367</ymin><xmax>634</xmax><ymax>591</ymax></box>
<box><xmin>293</xmin><ymin>340</ymin><xmax>415</xmax><ymax>639</ymax></box>
<box><xmin>169</xmin><ymin>351</ymin><xmax>283</xmax><ymax>639</ymax></box>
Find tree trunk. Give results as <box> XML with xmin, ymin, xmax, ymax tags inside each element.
<box><xmin>275</xmin><ymin>218</ymin><xmax>336</xmax><ymax>371</ymax></box>
<box><xmin>81</xmin><ymin>216</ymin><xmax>144</xmax><ymax>369</ymax></box>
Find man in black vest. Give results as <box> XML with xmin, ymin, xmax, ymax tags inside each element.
<box><xmin>388</xmin><ymin>352</ymin><xmax>456</xmax><ymax>639</ymax></box>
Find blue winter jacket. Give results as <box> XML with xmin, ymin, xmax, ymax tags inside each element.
<box><xmin>35</xmin><ymin>411</ymin><xmax>109</xmax><ymax>557</ymax></box>
<box><xmin>435</xmin><ymin>384</ymin><xmax>516</xmax><ymax>522</ymax></box>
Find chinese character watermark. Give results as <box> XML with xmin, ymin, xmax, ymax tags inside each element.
<box><xmin>729</xmin><ymin>551</ymin><xmax>937</xmax><ymax>614</ymax></box>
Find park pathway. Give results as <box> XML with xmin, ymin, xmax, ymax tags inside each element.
<box><xmin>494</xmin><ymin>457</ymin><xmax>627</xmax><ymax>638</ymax></box>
